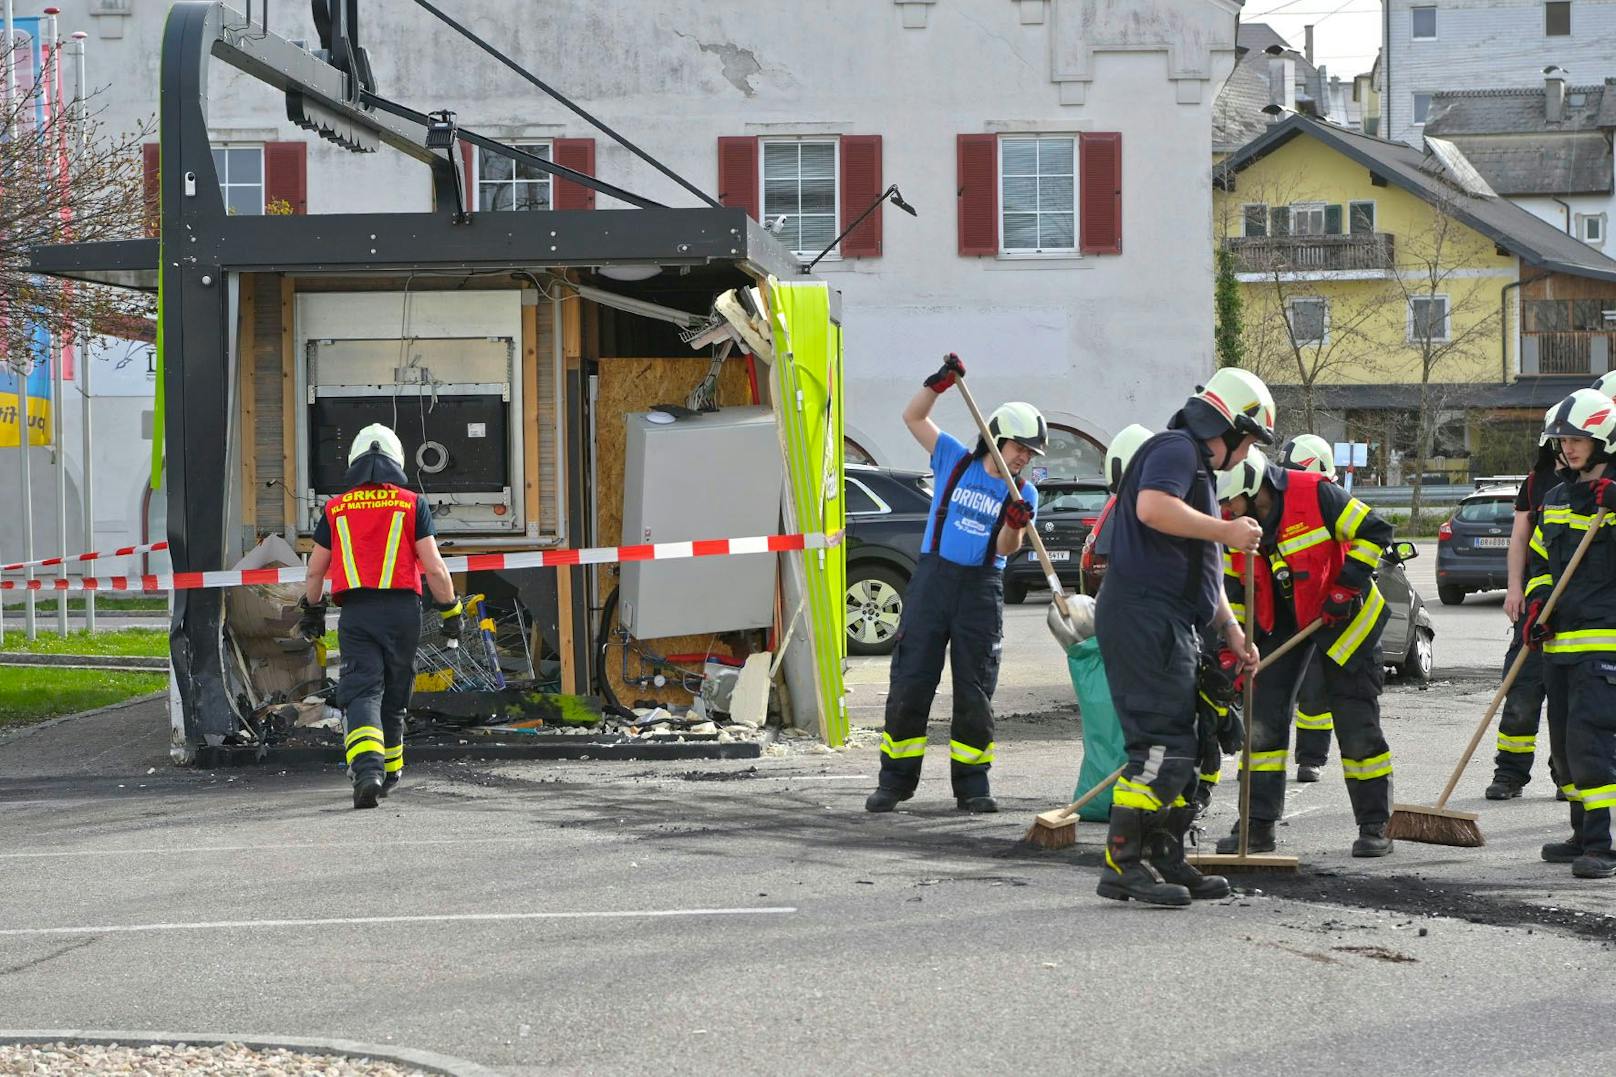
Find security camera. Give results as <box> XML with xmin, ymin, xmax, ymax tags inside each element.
<box><xmin>768</xmin><ymin>214</ymin><xmax>789</xmax><ymax>235</ymax></box>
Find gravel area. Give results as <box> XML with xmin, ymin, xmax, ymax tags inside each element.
<box><xmin>0</xmin><ymin>1042</ymin><xmax>436</xmax><ymax>1076</ymax></box>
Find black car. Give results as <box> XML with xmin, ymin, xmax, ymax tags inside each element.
<box><xmin>1436</xmin><ymin>486</ymin><xmax>1516</xmax><ymax>605</ymax></box>
<box><xmin>1001</xmin><ymin>479</ymin><xmax>1110</xmax><ymax>603</ymax></box>
<box><xmin>844</xmin><ymin>464</ymin><xmax>933</xmax><ymax>656</ymax></box>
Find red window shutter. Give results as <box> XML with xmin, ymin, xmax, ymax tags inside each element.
<box><xmin>553</xmin><ymin>138</ymin><xmax>597</xmax><ymax>210</ymax></box>
<box><xmin>717</xmin><ymin>136</ymin><xmax>759</xmax><ymax>220</ymax></box>
<box><xmin>263</xmin><ymin>141</ymin><xmax>308</xmax><ymax>214</ymax></box>
<box><xmin>459</xmin><ymin>139</ymin><xmax>476</xmax><ymax>213</ymax></box>
<box><xmin>956</xmin><ymin>133</ymin><xmax>998</xmax><ymax>256</ymax></box>
<box><xmin>839</xmin><ymin>135</ymin><xmax>883</xmax><ymax>257</ymax></box>
<box><xmin>142</xmin><ymin>142</ymin><xmax>160</xmax><ymax>236</ymax></box>
<box><xmin>1079</xmin><ymin>132</ymin><xmax>1122</xmax><ymax>255</ymax></box>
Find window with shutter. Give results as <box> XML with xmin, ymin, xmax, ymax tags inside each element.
<box><xmin>762</xmin><ymin>139</ymin><xmax>839</xmax><ymax>258</ymax></box>
<box><xmin>212</xmin><ymin>144</ymin><xmax>265</xmax><ymax>215</ymax></box>
<box><xmin>263</xmin><ymin>142</ymin><xmax>307</xmax><ymax>214</ymax></box>
<box><xmin>1290</xmin><ymin>202</ymin><xmax>1327</xmax><ymax>236</ymax></box>
<box><xmin>1349</xmin><ymin>201</ymin><xmax>1376</xmax><ymax>235</ymax></box>
<box><xmin>1243</xmin><ymin>204</ymin><xmax>1268</xmax><ymax>237</ymax></box>
<box><xmin>1078</xmin><ymin>132</ymin><xmax>1121</xmax><ymax>255</ymax></box>
<box><xmin>553</xmin><ymin>138</ymin><xmax>596</xmax><ymax>210</ymax></box>
<box><xmin>838</xmin><ymin>135</ymin><xmax>883</xmax><ymax>257</ymax></box>
<box><xmin>956</xmin><ymin>133</ymin><xmax>998</xmax><ymax>256</ymax></box>
<box><xmin>478</xmin><ymin>142</ymin><xmax>552</xmax><ymax>210</ymax></box>
<box><xmin>717</xmin><ymin>136</ymin><xmax>760</xmax><ymax>220</ymax></box>
<box><xmin>1270</xmin><ymin>206</ymin><xmax>1291</xmax><ymax>236</ymax></box>
<box><xmin>1324</xmin><ymin>204</ymin><xmax>1343</xmax><ymax>235</ymax></box>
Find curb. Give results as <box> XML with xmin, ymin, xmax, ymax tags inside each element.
<box><xmin>0</xmin><ymin>1031</ymin><xmax>502</xmax><ymax>1077</ymax></box>
<box><xmin>0</xmin><ymin>653</ymin><xmax>168</xmax><ymax>670</ymax></box>
<box><xmin>0</xmin><ymin>691</ymin><xmax>168</xmax><ymax>751</ymax></box>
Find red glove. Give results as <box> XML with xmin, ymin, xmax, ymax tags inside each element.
<box><xmin>1594</xmin><ymin>478</ymin><xmax>1616</xmax><ymax>511</ymax></box>
<box><xmin>923</xmin><ymin>353</ymin><xmax>966</xmax><ymax>394</ymax></box>
<box><xmin>1321</xmin><ymin>585</ymin><xmax>1359</xmax><ymax>627</ymax></box>
<box><xmin>1522</xmin><ymin>599</ymin><xmax>1551</xmax><ymax>650</ymax></box>
<box><xmin>1004</xmin><ymin>498</ymin><xmax>1034</xmax><ymax>530</ymax></box>
<box><xmin>1217</xmin><ymin>648</ymin><xmax>1247</xmax><ymax>694</ymax></box>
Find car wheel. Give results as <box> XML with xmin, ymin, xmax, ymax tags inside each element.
<box><xmin>1396</xmin><ymin>628</ymin><xmax>1434</xmax><ymax>682</ymax></box>
<box><xmin>845</xmin><ymin>565</ymin><xmax>906</xmax><ymax>657</ymax></box>
<box><xmin>1437</xmin><ymin>584</ymin><xmax>1466</xmax><ymax>606</ymax></box>
<box><xmin>1003</xmin><ymin>581</ymin><xmax>1028</xmax><ymax>605</ymax></box>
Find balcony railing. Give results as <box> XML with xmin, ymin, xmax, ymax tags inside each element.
<box><xmin>1522</xmin><ymin>331</ymin><xmax>1615</xmax><ymax>376</ymax></box>
<box><xmin>1226</xmin><ymin>233</ymin><xmax>1395</xmax><ymax>274</ymax></box>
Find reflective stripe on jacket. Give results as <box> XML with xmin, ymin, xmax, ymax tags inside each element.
<box><xmin>324</xmin><ymin>483</ymin><xmax>423</xmax><ymax>599</ymax></box>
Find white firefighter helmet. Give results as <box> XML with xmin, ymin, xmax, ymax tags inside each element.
<box><xmin>1217</xmin><ymin>445</ymin><xmax>1268</xmax><ymax>503</ymax></box>
<box><xmin>348</xmin><ymin>423</ymin><xmax>406</xmax><ymax>467</ymax></box>
<box><xmin>1104</xmin><ymin>423</ymin><xmax>1154</xmax><ymax>492</ymax></box>
<box><xmin>1544</xmin><ymin>389</ymin><xmax>1616</xmax><ymax>451</ymax></box>
<box><xmin>987</xmin><ymin>401</ymin><xmax>1048</xmax><ymax>455</ymax></box>
<box><xmin>1541</xmin><ymin>404</ymin><xmax>1558</xmax><ymax>447</ymax></box>
<box><xmin>1279</xmin><ymin>433</ymin><xmax>1337</xmax><ymax>480</ymax></box>
<box><xmin>1192</xmin><ymin>368</ymin><xmax>1277</xmax><ymax>445</ymax></box>
<box><xmin>1593</xmin><ymin>371</ymin><xmax>1616</xmax><ymax>400</ymax></box>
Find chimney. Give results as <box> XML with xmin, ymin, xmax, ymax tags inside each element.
<box><xmin>1546</xmin><ymin>68</ymin><xmax>1567</xmax><ymax>123</ymax></box>
<box><xmin>1267</xmin><ymin>47</ymin><xmax>1297</xmax><ymax>118</ymax></box>
<box><xmin>1304</xmin><ymin>24</ymin><xmax>1315</xmax><ymax>66</ymax></box>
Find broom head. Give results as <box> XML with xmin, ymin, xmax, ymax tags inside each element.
<box><xmin>1386</xmin><ymin>803</ymin><xmax>1484</xmax><ymax>847</ymax></box>
<box><xmin>1022</xmin><ymin>809</ymin><xmax>1078</xmax><ymax>849</ymax></box>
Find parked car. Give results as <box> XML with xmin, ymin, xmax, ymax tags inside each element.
<box><xmin>1435</xmin><ymin>486</ymin><xmax>1517</xmax><ymax>605</ymax></box>
<box><xmin>1079</xmin><ymin>496</ymin><xmax>1116</xmax><ymax>596</ymax></box>
<box><xmin>844</xmin><ymin>464</ymin><xmax>933</xmax><ymax>656</ymax></box>
<box><xmin>1001</xmin><ymin>479</ymin><xmax>1111</xmax><ymax>603</ymax></box>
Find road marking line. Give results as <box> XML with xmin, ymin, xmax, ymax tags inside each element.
<box><xmin>0</xmin><ymin>907</ymin><xmax>798</xmax><ymax>937</ymax></box>
<box><xmin>0</xmin><ymin>837</ymin><xmax>559</xmax><ymax>860</ymax></box>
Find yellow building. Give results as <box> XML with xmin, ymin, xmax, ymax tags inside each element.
<box><xmin>1216</xmin><ymin>115</ymin><xmax>1616</xmax><ymax>484</ymax></box>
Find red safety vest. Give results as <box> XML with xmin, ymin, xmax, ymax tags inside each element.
<box><xmin>1228</xmin><ymin>471</ymin><xmax>1344</xmax><ymax>634</ymax></box>
<box><xmin>323</xmin><ymin>484</ymin><xmax>422</xmax><ymax>600</ymax></box>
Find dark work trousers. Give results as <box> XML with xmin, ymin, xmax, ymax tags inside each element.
<box><xmin>877</xmin><ymin>555</ymin><xmax>1004</xmax><ymax>799</ymax></box>
<box><xmin>1246</xmin><ymin>618</ymin><xmax>1392</xmax><ymax>828</ymax></box>
<box><xmin>1293</xmin><ymin>658</ymin><xmax>1334</xmax><ymax>767</ymax></box>
<box><xmin>1095</xmin><ymin>587</ymin><xmax>1201</xmax><ymax>817</ymax></box>
<box><xmin>1544</xmin><ymin>657</ymin><xmax>1616</xmax><ymax>854</ymax></box>
<box><xmin>1492</xmin><ymin>624</ymin><xmax>1554</xmax><ymax>789</ymax></box>
<box><xmin>332</xmin><ymin>589</ymin><xmax>423</xmax><ymax>781</ymax></box>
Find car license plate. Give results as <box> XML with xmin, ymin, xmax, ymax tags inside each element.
<box><xmin>1473</xmin><ymin>537</ymin><xmax>1509</xmax><ymax>548</ymax></box>
<box><xmin>1032</xmin><ymin>550</ymin><xmax>1070</xmax><ymax>562</ymax></box>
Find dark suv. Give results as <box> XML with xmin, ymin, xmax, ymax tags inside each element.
<box><xmin>1001</xmin><ymin>479</ymin><xmax>1110</xmax><ymax>603</ymax></box>
<box><xmin>844</xmin><ymin>465</ymin><xmax>933</xmax><ymax>656</ymax></box>
<box><xmin>1436</xmin><ymin>487</ymin><xmax>1517</xmax><ymax>605</ymax></box>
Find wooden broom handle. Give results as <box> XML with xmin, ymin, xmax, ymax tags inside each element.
<box><xmin>951</xmin><ymin>374</ymin><xmax>1073</xmax><ymax>620</ymax></box>
<box><xmin>1258</xmin><ymin>619</ymin><xmax>1325</xmax><ymax>672</ymax></box>
<box><xmin>1237</xmin><ymin>554</ymin><xmax>1258</xmax><ymax>858</ymax></box>
<box><xmin>1051</xmin><ymin>765</ymin><xmax>1128</xmax><ymax>824</ymax></box>
<box><xmin>1433</xmin><ymin>507</ymin><xmax>1609</xmax><ymax>810</ymax></box>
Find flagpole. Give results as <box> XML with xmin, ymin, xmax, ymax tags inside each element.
<box><xmin>2</xmin><ymin>0</ymin><xmax>13</xmax><ymax>646</ymax></box>
<box><xmin>74</xmin><ymin>29</ymin><xmax>92</xmax><ymax>634</ymax></box>
<box><xmin>41</xmin><ymin>9</ymin><xmax>66</xmax><ymax>636</ymax></box>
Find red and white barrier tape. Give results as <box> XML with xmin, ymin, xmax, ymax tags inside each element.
<box><xmin>0</xmin><ymin>532</ymin><xmax>838</xmax><ymax>593</ymax></box>
<box><xmin>1</xmin><ymin>540</ymin><xmax>170</xmax><ymax>573</ymax></box>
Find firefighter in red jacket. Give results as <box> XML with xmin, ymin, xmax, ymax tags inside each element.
<box><xmin>300</xmin><ymin>424</ymin><xmax>464</xmax><ymax>809</ymax></box>
<box><xmin>1214</xmin><ymin>445</ymin><xmax>1398</xmax><ymax>856</ymax></box>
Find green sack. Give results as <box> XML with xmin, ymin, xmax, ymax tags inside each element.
<box><xmin>1068</xmin><ymin>637</ymin><xmax>1127</xmax><ymax>822</ymax></box>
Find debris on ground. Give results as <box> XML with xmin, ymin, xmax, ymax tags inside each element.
<box><xmin>0</xmin><ymin>1041</ymin><xmax>434</xmax><ymax>1076</ymax></box>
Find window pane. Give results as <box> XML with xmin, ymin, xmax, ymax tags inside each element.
<box><xmin>799</xmin><ymin>213</ymin><xmax>837</xmax><ymax>253</ymax></box>
<box><xmin>211</xmin><ymin>148</ymin><xmax>227</xmax><ymax>181</ymax></box>
<box><xmin>844</xmin><ymin>482</ymin><xmax>881</xmax><ymax>515</ymax></box>
<box><xmin>1529</xmin><ymin>300</ymin><xmax>1568</xmax><ymax>332</ymax></box>
<box><xmin>1291</xmin><ymin>300</ymin><xmax>1325</xmax><ymax>342</ymax></box>
<box><xmin>1001</xmin><ymin>138</ymin><xmax>1037</xmax><ymax>176</ymax></box>
<box><xmin>228</xmin><ymin>148</ymin><xmax>261</xmax><ymax>184</ymax></box>
<box><xmin>800</xmin><ymin>175</ymin><xmax>835</xmax><ymax>215</ymax></box>
<box><xmin>1002</xmin><ymin>175</ymin><xmax>1038</xmax><ymax>213</ymax></box>
<box><xmin>1412</xmin><ymin>6</ymin><xmax>1436</xmax><ymax>37</ymax></box>
<box><xmin>762</xmin><ymin>177</ymin><xmax>800</xmax><ymax>216</ymax></box>
<box><xmin>480</xmin><ymin>148</ymin><xmax>513</xmax><ymax>182</ymax></box>
<box><xmin>1003</xmin><ymin>213</ymin><xmax>1038</xmax><ymax>249</ymax></box>
<box><xmin>227</xmin><ymin>185</ymin><xmax>263</xmax><ymax>216</ymax></box>
<box><xmin>513</xmin><ymin>143</ymin><xmax>551</xmax><ymax>182</ymax></box>
<box><xmin>1039</xmin><ymin>175</ymin><xmax>1074</xmax><ymax>213</ymax></box>
<box><xmin>1037</xmin><ymin>137</ymin><xmax>1074</xmax><ymax>175</ymax></box>
<box><xmin>1546</xmin><ymin>1</ymin><xmax>1571</xmax><ymax>35</ymax></box>
<box><xmin>1414</xmin><ymin>94</ymin><xmax>1432</xmax><ymax>123</ymax></box>
<box><xmin>1040</xmin><ymin>213</ymin><xmax>1075</xmax><ymax>249</ymax></box>
<box><xmin>1244</xmin><ymin>204</ymin><xmax>1268</xmax><ymax>237</ymax></box>
<box><xmin>763</xmin><ymin>142</ymin><xmax>798</xmax><ymax>176</ymax></box>
<box><xmin>1572</xmin><ymin>300</ymin><xmax>1605</xmax><ymax>330</ymax></box>
<box><xmin>513</xmin><ymin>181</ymin><xmax>550</xmax><ymax>211</ymax></box>
<box><xmin>480</xmin><ymin>184</ymin><xmax>513</xmax><ymax>212</ymax></box>
<box><xmin>799</xmin><ymin>141</ymin><xmax>835</xmax><ymax>179</ymax></box>
<box><xmin>1350</xmin><ymin>201</ymin><xmax>1375</xmax><ymax>235</ymax></box>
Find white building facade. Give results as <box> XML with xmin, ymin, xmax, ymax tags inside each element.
<box><xmin>30</xmin><ymin>0</ymin><xmax>1237</xmax><ymax>515</ymax></box>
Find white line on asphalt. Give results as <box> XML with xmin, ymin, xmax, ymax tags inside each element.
<box><xmin>0</xmin><ymin>906</ymin><xmax>798</xmax><ymax>937</ymax></box>
<box><xmin>0</xmin><ymin>837</ymin><xmax>560</xmax><ymax>860</ymax></box>
<box><xmin>754</xmin><ymin>775</ymin><xmax>866</xmax><ymax>781</ymax></box>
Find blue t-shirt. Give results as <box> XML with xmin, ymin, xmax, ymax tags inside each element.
<box><xmin>921</xmin><ymin>432</ymin><xmax>1038</xmax><ymax>570</ymax></box>
<box><xmin>1102</xmin><ymin>429</ymin><xmax>1220</xmax><ymax>623</ymax></box>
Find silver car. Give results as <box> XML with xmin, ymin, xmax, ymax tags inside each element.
<box><xmin>1379</xmin><ymin>540</ymin><xmax>1435</xmax><ymax>681</ymax></box>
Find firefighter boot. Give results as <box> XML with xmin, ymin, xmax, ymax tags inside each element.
<box><xmin>1096</xmin><ymin>807</ymin><xmax>1192</xmax><ymax>907</ymax></box>
<box><xmin>1149</xmin><ymin>807</ymin><xmax>1231</xmax><ymax>900</ymax></box>
<box><xmin>1295</xmin><ymin>765</ymin><xmax>1322</xmax><ymax>783</ymax></box>
<box><xmin>352</xmin><ymin>773</ymin><xmax>384</xmax><ymax>810</ymax></box>
<box><xmin>1214</xmin><ymin>818</ymin><xmax>1276</xmax><ymax>854</ymax></box>
<box><xmin>1351</xmin><ymin>822</ymin><xmax>1394</xmax><ymax>857</ymax></box>
<box><xmin>379</xmin><ymin>774</ymin><xmax>400</xmax><ymax>798</ymax></box>
<box><xmin>1485</xmin><ymin>779</ymin><xmax>1523</xmax><ymax>800</ymax></box>
<box><xmin>1542</xmin><ymin>838</ymin><xmax>1583</xmax><ymax>863</ymax></box>
<box><xmin>865</xmin><ymin>787</ymin><xmax>913</xmax><ymax>813</ymax></box>
<box><xmin>1571</xmin><ymin>851</ymin><xmax>1616</xmax><ymax>878</ymax></box>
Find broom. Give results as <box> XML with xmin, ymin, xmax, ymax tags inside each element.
<box><xmin>1024</xmin><ymin>765</ymin><xmax>1126</xmax><ymax>848</ymax></box>
<box><xmin>1388</xmin><ymin>508</ymin><xmax>1608</xmax><ymax>847</ymax></box>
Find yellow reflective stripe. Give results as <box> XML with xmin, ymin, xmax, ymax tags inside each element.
<box><xmin>1334</xmin><ymin>498</ymin><xmax>1369</xmax><ymax>541</ymax></box>
<box><xmin>1295</xmin><ymin>709</ymin><xmax>1334</xmax><ymax>731</ymax></box>
<box><xmin>1544</xmin><ymin>630</ymin><xmax>1616</xmax><ymax>654</ymax></box>
<box><xmin>1277</xmin><ymin>526</ymin><xmax>1331</xmax><ymax>557</ymax></box>
<box><xmin>376</xmin><ymin>510</ymin><xmax>406</xmax><ymax>589</ymax></box>
<box><xmin>345</xmin><ymin>725</ymin><xmax>384</xmax><ymax>746</ymax></box>
<box><xmin>1581</xmin><ymin>784</ymin><xmax>1616</xmax><ymax>810</ymax></box>
<box><xmin>1561</xmin><ymin>783</ymin><xmax>1584</xmax><ymax>802</ymax></box>
<box><xmin>1114</xmin><ymin>776</ymin><xmax>1163</xmax><ymax>812</ymax></box>
<box><xmin>1342</xmin><ymin>752</ymin><xmax>1393</xmax><ymax>780</ymax></box>
<box><xmin>1525</xmin><ymin>573</ymin><xmax>1554</xmax><ymax>597</ymax></box>
<box><xmin>385</xmin><ymin>756</ymin><xmax>404</xmax><ymax>774</ymax></box>
<box><xmin>1529</xmin><ymin>530</ymin><xmax>1548</xmax><ymax>559</ymax></box>
<box><xmin>385</xmin><ymin>744</ymin><xmax>404</xmax><ymax>758</ymax></box>
<box><xmin>1495</xmin><ymin>733</ymin><xmax>1536</xmax><ymax>754</ymax></box>
<box><xmin>1198</xmin><ymin>769</ymin><xmax>1222</xmax><ymax>785</ymax></box>
<box><xmin>334</xmin><ymin>515</ymin><xmax>363</xmax><ymax>589</ymax></box>
<box><xmin>1541</xmin><ymin>507</ymin><xmax>1615</xmax><ymax>532</ymax></box>
<box><xmin>1229</xmin><ymin>602</ymin><xmax>1246</xmax><ymax>619</ymax></box>
<box><xmin>1325</xmin><ymin>583</ymin><xmax>1386</xmax><ymax>664</ymax></box>
<box><xmin>1239</xmin><ymin>749</ymin><xmax>1287</xmax><ymax>773</ymax></box>
<box><xmin>1170</xmin><ymin>795</ymin><xmax>1189</xmax><ymax>808</ymax></box>
<box><xmin>1348</xmin><ymin>538</ymin><xmax>1382</xmax><ymax>568</ymax></box>
<box><xmin>880</xmin><ymin>733</ymin><xmax>926</xmax><ymax>759</ymax></box>
<box><xmin>1198</xmin><ymin>691</ymin><xmax>1229</xmax><ymax>717</ymax></box>
<box><xmin>344</xmin><ymin>724</ymin><xmax>385</xmax><ymax>765</ymax></box>
<box><xmin>949</xmin><ymin>740</ymin><xmax>996</xmax><ymax>766</ymax></box>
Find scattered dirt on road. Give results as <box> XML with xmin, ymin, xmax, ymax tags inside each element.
<box><xmin>0</xmin><ymin>1041</ymin><xmax>432</xmax><ymax>1076</ymax></box>
<box><xmin>675</xmin><ymin>766</ymin><xmax>762</xmax><ymax>782</ymax></box>
<box><xmin>1331</xmin><ymin>944</ymin><xmax>1418</xmax><ymax>963</ymax></box>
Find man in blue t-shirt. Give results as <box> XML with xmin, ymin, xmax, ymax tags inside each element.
<box><xmin>865</xmin><ymin>354</ymin><xmax>1044</xmax><ymax>815</ymax></box>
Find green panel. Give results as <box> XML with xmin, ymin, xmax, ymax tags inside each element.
<box><xmin>1324</xmin><ymin>204</ymin><xmax>1343</xmax><ymax>235</ymax></box>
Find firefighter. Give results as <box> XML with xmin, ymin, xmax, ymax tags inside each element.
<box><xmin>1487</xmin><ymin>405</ymin><xmax>1564</xmax><ymax>800</ymax></box>
<box><xmin>1077</xmin><ymin>423</ymin><xmax>1153</xmax><ymax>595</ymax></box>
<box><xmin>1213</xmin><ymin>444</ymin><xmax>1397</xmax><ymax>857</ymax></box>
<box><xmin>865</xmin><ymin>354</ymin><xmax>1042</xmax><ymax>815</ymax></box>
<box><xmin>1522</xmin><ymin>389</ymin><xmax>1616</xmax><ymax>878</ymax></box>
<box><xmin>300</xmin><ymin>423</ymin><xmax>464</xmax><ymax>809</ymax></box>
<box><xmin>1093</xmin><ymin>367</ymin><xmax>1271</xmax><ymax>906</ymax></box>
<box><xmin>1278</xmin><ymin>433</ymin><xmax>1340</xmax><ymax>784</ymax></box>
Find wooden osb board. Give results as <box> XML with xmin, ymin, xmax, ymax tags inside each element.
<box><xmin>1523</xmin><ymin>273</ymin><xmax>1616</xmax><ymax>302</ymax></box>
<box><xmin>594</xmin><ymin>356</ymin><xmax>756</xmax><ymax>709</ymax></box>
<box><xmin>244</xmin><ymin>273</ymin><xmax>289</xmax><ymax>536</ymax></box>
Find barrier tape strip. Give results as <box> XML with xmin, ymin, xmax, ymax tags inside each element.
<box><xmin>0</xmin><ymin>532</ymin><xmax>838</xmax><ymax>593</ymax></box>
<box><xmin>1</xmin><ymin>540</ymin><xmax>170</xmax><ymax>573</ymax></box>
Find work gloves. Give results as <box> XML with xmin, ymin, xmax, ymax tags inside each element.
<box><xmin>1321</xmin><ymin>585</ymin><xmax>1360</xmax><ymax>627</ymax></box>
<box><xmin>1197</xmin><ymin>652</ymin><xmax>1245</xmax><ymax>756</ymax></box>
<box><xmin>1004</xmin><ymin>498</ymin><xmax>1034</xmax><ymax>530</ymax></box>
<box><xmin>1522</xmin><ymin>598</ymin><xmax>1551</xmax><ymax>650</ymax></box>
<box><xmin>923</xmin><ymin>353</ymin><xmax>966</xmax><ymax>394</ymax></box>
<box><xmin>296</xmin><ymin>596</ymin><xmax>327</xmax><ymax>642</ymax></box>
<box><xmin>436</xmin><ymin>597</ymin><xmax>465</xmax><ymax>642</ymax></box>
<box><xmin>1593</xmin><ymin>478</ymin><xmax>1616</xmax><ymax>512</ymax></box>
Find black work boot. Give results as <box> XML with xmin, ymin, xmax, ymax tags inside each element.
<box><xmin>1149</xmin><ymin>807</ymin><xmax>1231</xmax><ymax>900</ymax></box>
<box><xmin>1214</xmin><ymin>819</ymin><xmax>1276</xmax><ymax>854</ymax></box>
<box><xmin>1485</xmin><ymin>779</ymin><xmax>1523</xmax><ymax>801</ymax></box>
<box><xmin>1543</xmin><ymin>838</ymin><xmax>1584</xmax><ymax>863</ymax></box>
<box><xmin>956</xmin><ymin>796</ymin><xmax>998</xmax><ymax>813</ymax></box>
<box><xmin>1351</xmin><ymin>822</ymin><xmax>1394</xmax><ymax>857</ymax></box>
<box><xmin>1571</xmin><ymin>851</ymin><xmax>1616</xmax><ymax>878</ymax></box>
<box><xmin>352</xmin><ymin>773</ymin><xmax>384</xmax><ymax>810</ymax></box>
<box><xmin>1295</xmin><ymin>765</ymin><xmax>1322</xmax><ymax>783</ymax></box>
<box><xmin>864</xmin><ymin>787</ymin><xmax>912</xmax><ymax>813</ymax></box>
<box><xmin>1095</xmin><ymin>807</ymin><xmax>1192</xmax><ymax>907</ymax></box>
<box><xmin>379</xmin><ymin>773</ymin><xmax>400</xmax><ymax>798</ymax></box>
